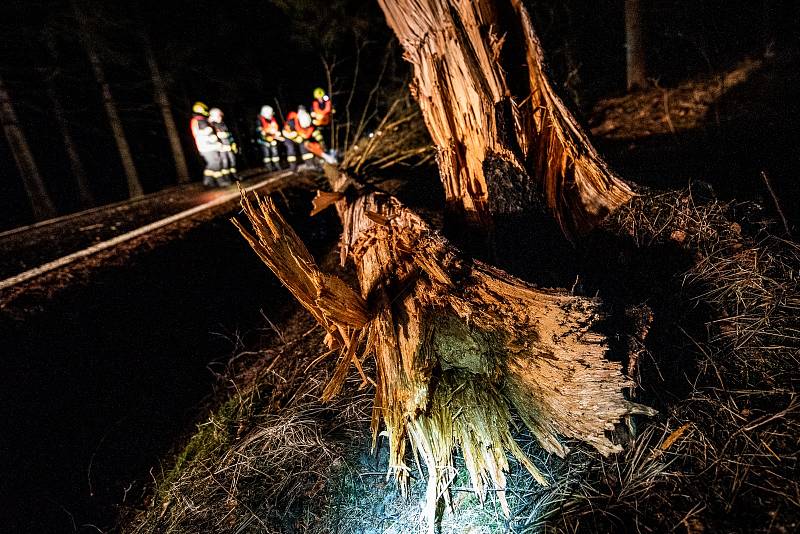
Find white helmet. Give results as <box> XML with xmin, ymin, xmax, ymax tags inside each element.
<box><xmin>260</xmin><ymin>105</ymin><xmax>274</xmax><ymax>119</ymax></box>
<box><xmin>297</xmin><ymin>106</ymin><xmax>312</xmax><ymax>128</ymax></box>
<box><xmin>209</xmin><ymin>107</ymin><xmax>223</xmax><ymax>122</ymax></box>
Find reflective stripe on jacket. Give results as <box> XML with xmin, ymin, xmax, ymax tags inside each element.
<box><xmin>282</xmin><ymin>111</ymin><xmax>299</xmax><ymax>141</ymax></box>
<box><xmin>284</xmin><ymin>111</ymin><xmax>321</xmax><ymax>143</ymax></box>
<box><xmin>311</xmin><ymin>98</ymin><xmax>332</xmax><ymax>126</ymax></box>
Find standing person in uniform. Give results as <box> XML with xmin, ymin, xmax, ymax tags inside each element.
<box><xmin>310</xmin><ymin>87</ymin><xmax>332</xmax><ymax>128</ymax></box>
<box><xmin>256</xmin><ymin>105</ymin><xmax>282</xmax><ymax>171</ymax></box>
<box><xmin>208</xmin><ymin>107</ymin><xmax>238</xmax><ymax>182</ymax></box>
<box><xmin>190</xmin><ymin>101</ymin><xmax>227</xmax><ymax>187</ymax></box>
<box><xmin>282</xmin><ymin>107</ymin><xmax>307</xmax><ymax>170</ymax></box>
<box><xmin>311</xmin><ymin>87</ymin><xmax>334</xmax><ymax>157</ymax></box>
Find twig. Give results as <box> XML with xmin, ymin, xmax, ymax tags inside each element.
<box><xmin>663</xmin><ymin>88</ymin><xmax>676</xmax><ymax>136</ymax></box>
<box><xmin>761</xmin><ymin>170</ymin><xmax>791</xmax><ymax>236</ymax></box>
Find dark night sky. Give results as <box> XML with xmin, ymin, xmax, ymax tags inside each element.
<box><xmin>0</xmin><ymin>0</ymin><xmax>797</xmax><ymax>231</ymax></box>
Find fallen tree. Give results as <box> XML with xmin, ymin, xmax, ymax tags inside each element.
<box><xmin>234</xmin><ymin>0</ymin><xmax>653</xmax><ymax>529</ymax></box>
<box><xmin>233</xmin><ymin>171</ymin><xmax>654</xmax><ymax>528</ymax></box>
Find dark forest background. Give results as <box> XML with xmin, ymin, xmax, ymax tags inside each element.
<box><xmin>0</xmin><ymin>0</ymin><xmax>797</xmax><ymax>231</ymax></box>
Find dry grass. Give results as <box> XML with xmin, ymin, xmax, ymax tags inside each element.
<box><xmin>529</xmin><ymin>187</ymin><xmax>800</xmax><ymax>533</ymax></box>
<box><xmin>126</xmin><ymin>312</ymin><xmax>373</xmax><ymax>533</ymax></box>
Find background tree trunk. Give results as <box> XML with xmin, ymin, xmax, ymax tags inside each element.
<box><xmin>0</xmin><ymin>76</ymin><xmax>57</xmax><ymax>221</ymax></box>
<box><xmin>143</xmin><ymin>32</ymin><xmax>190</xmax><ymax>184</ymax></box>
<box><xmin>43</xmin><ymin>30</ymin><xmax>94</xmax><ymax>208</ymax></box>
<box><xmin>377</xmin><ymin>0</ymin><xmax>634</xmax><ymax>236</ymax></box>
<box><xmin>72</xmin><ymin>0</ymin><xmax>144</xmax><ymax>198</ymax></box>
<box><xmin>625</xmin><ymin>0</ymin><xmax>647</xmax><ymax>90</ymax></box>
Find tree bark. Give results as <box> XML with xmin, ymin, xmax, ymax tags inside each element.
<box><xmin>72</xmin><ymin>0</ymin><xmax>144</xmax><ymax>198</ymax></box>
<box><xmin>143</xmin><ymin>33</ymin><xmax>190</xmax><ymax>184</ymax></box>
<box><xmin>0</xmin><ymin>76</ymin><xmax>57</xmax><ymax>221</ymax></box>
<box><xmin>625</xmin><ymin>0</ymin><xmax>647</xmax><ymax>90</ymax></box>
<box><xmin>234</xmin><ymin>172</ymin><xmax>653</xmax><ymax>530</ymax></box>
<box><xmin>377</xmin><ymin>0</ymin><xmax>634</xmax><ymax>236</ymax></box>
<box><xmin>43</xmin><ymin>31</ymin><xmax>94</xmax><ymax>208</ymax></box>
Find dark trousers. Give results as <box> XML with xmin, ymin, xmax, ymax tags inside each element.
<box><xmin>200</xmin><ymin>151</ymin><xmax>227</xmax><ymax>186</ymax></box>
<box><xmin>284</xmin><ymin>139</ymin><xmax>311</xmax><ymax>169</ymax></box>
<box><xmin>220</xmin><ymin>150</ymin><xmax>237</xmax><ymax>180</ymax></box>
<box><xmin>260</xmin><ymin>141</ymin><xmax>280</xmax><ymax>170</ymax></box>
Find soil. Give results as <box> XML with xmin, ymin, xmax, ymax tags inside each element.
<box><xmin>589</xmin><ymin>50</ymin><xmax>800</xmax><ymax>230</ymax></box>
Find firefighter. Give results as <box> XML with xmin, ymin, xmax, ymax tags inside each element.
<box><xmin>311</xmin><ymin>87</ymin><xmax>334</xmax><ymax>151</ymax></box>
<box><xmin>283</xmin><ymin>105</ymin><xmax>335</xmax><ymax>170</ymax></box>
<box><xmin>256</xmin><ymin>105</ymin><xmax>282</xmax><ymax>171</ymax></box>
<box><xmin>190</xmin><ymin>101</ymin><xmax>228</xmax><ymax>187</ymax></box>
<box><xmin>310</xmin><ymin>87</ymin><xmax>332</xmax><ymax>127</ymax></box>
<box><xmin>282</xmin><ymin>106</ymin><xmax>309</xmax><ymax>170</ymax></box>
<box><xmin>208</xmin><ymin>107</ymin><xmax>238</xmax><ymax>182</ymax></box>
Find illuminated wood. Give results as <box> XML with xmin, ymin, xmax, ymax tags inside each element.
<box><xmin>378</xmin><ymin>0</ymin><xmax>634</xmax><ymax>235</ymax></box>
<box><xmin>235</xmin><ymin>172</ymin><xmax>653</xmax><ymax>530</ymax></box>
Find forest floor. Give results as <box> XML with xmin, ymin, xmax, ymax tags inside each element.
<box><xmin>124</xmin><ymin>50</ymin><xmax>799</xmax><ymax>533</ymax></box>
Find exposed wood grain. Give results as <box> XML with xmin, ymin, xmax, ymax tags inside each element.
<box><xmin>378</xmin><ymin>0</ymin><xmax>634</xmax><ymax>236</ymax></box>
<box><xmin>234</xmin><ymin>174</ymin><xmax>653</xmax><ymax>530</ymax></box>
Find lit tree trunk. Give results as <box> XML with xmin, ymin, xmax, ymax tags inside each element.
<box><xmin>235</xmin><ymin>170</ymin><xmax>653</xmax><ymax>531</ymax></box>
<box><xmin>43</xmin><ymin>30</ymin><xmax>94</xmax><ymax>208</ymax></box>
<box><xmin>625</xmin><ymin>0</ymin><xmax>647</xmax><ymax>90</ymax></box>
<box><xmin>143</xmin><ymin>32</ymin><xmax>190</xmax><ymax>184</ymax></box>
<box><xmin>235</xmin><ymin>2</ymin><xmax>653</xmax><ymax>530</ymax></box>
<box><xmin>72</xmin><ymin>0</ymin><xmax>143</xmax><ymax>198</ymax></box>
<box><xmin>0</xmin><ymin>76</ymin><xmax>57</xmax><ymax>220</ymax></box>
<box><xmin>378</xmin><ymin>0</ymin><xmax>634</xmax><ymax>236</ymax></box>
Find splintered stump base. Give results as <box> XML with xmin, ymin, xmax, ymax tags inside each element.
<box><xmin>233</xmin><ymin>180</ymin><xmax>653</xmax><ymax>529</ymax></box>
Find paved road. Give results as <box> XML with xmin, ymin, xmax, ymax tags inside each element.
<box><xmin>0</xmin><ymin>171</ymin><xmax>306</xmax><ymax>313</ymax></box>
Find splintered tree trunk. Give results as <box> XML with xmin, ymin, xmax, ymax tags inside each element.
<box><xmin>0</xmin><ymin>76</ymin><xmax>57</xmax><ymax>220</ymax></box>
<box><xmin>72</xmin><ymin>0</ymin><xmax>143</xmax><ymax>198</ymax></box>
<box><xmin>143</xmin><ymin>34</ymin><xmax>190</xmax><ymax>184</ymax></box>
<box><xmin>378</xmin><ymin>0</ymin><xmax>634</xmax><ymax>236</ymax></box>
<box><xmin>235</xmin><ymin>2</ymin><xmax>651</xmax><ymax>529</ymax></box>
<box><xmin>43</xmin><ymin>31</ymin><xmax>94</xmax><ymax>208</ymax></box>
<box><xmin>234</xmin><ymin>171</ymin><xmax>653</xmax><ymax>530</ymax></box>
<box><xmin>625</xmin><ymin>0</ymin><xmax>647</xmax><ymax>90</ymax></box>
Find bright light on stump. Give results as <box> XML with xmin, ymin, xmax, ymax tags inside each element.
<box><xmin>233</xmin><ymin>174</ymin><xmax>654</xmax><ymax>530</ymax></box>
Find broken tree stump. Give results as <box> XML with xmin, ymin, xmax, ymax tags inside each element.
<box><xmin>377</xmin><ymin>0</ymin><xmax>634</xmax><ymax>236</ymax></box>
<box><xmin>233</xmin><ymin>174</ymin><xmax>653</xmax><ymax>529</ymax></box>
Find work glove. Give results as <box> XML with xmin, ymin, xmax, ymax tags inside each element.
<box><xmin>231</xmin><ymin>142</ymin><xmax>238</xmax><ymax>153</ymax></box>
